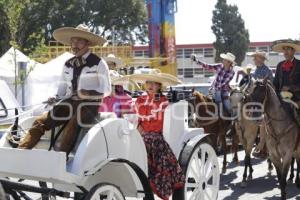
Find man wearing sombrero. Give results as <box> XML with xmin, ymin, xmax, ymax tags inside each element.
<box><xmin>17</xmin><ymin>24</ymin><xmax>111</xmax><ymax>153</ymax></box>
<box><xmin>273</xmin><ymin>39</ymin><xmax>300</xmax><ymax>109</ymax></box>
<box><xmin>191</xmin><ymin>52</ymin><xmax>236</xmax><ymax>115</ymax></box>
<box><xmin>243</xmin><ymin>51</ymin><xmax>273</xmax><ymax>159</ymax></box>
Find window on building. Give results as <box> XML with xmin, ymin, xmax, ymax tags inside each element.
<box><xmin>134</xmin><ymin>51</ymin><xmax>143</xmax><ymax>57</ymax></box>
<box><xmin>248</xmin><ymin>47</ymin><xmax>256</xmax><ymax>52</ymax></box>
<box><xmin>184</xmin><ymin>49</ymin><xmax>193</xmax><ymax>58</ymax></box>
<box><xmin>204</xmin><ymin>48</ymin><xmax>214</xmax><ymax>57</ymax></box>
<box><xmin>176</xmin><ymin>49</ymin><xmax>183</xmax><ymax>58</ymax></box>
<box><xmin>269</xmin><ymin>52</ymin><xmax>279</xmax><ymax>56</ymax></box>
<box><xmin>194</xmin><ymin>48</ymin><xmax>204</xmax><ymax>57</ymax></box>
<box><xmin>258</xmin><ymin>46</ymin><xmax>269</xmax><ymax>52</ymax></box>
<box><xmin>194</xmin><ymin>68</ymin><xmax>203</xmax><ymax>75</ymax></box>
<box><xmin>177</xmin><ymin>68</ymin><xmax>183</xmax><ymax>76</ymax></box>
<box><xmin>184</xmin><ymin>68</ymin><xmax>194</xmax><ymax>78</ymax></box>
<box><xmin>143</xmin><ymin>50</ymin><xmax>149</xmax><ymax>57</ymax></box>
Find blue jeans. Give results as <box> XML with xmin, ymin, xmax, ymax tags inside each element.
<box><xmin>214</xmin><ymin>90</ymin><xmax>231</xmax><ymax>113</ymax></box>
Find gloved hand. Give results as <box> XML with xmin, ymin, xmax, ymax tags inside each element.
<box><xmin>190</xmin><ymin>54</ymin><xmax>197</xmax><ymax>62</ymax></box>
<box><xmin>47</xmin><ymin>97</ymin><xmax>57</xmax><ymax>105</ymax></box>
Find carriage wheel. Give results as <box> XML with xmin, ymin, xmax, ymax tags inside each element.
<box><xmin>0</xmin><ymin>183</ymin><xmax>5</xmax><ymax>200</ymax></box>
<box><xmin>182</xmin><ymin>143</ymin><xmax>220</xmax><ymax>200</ymax></box>
<box><xmin>84</xmin><ymin>183</ymin><xmax>125</xmax><ymax>200</ymax></box>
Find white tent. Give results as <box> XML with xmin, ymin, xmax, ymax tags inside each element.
<box><xmin>26</xmin><ymin>52</ymin><xmax>73</xmax><ymax>106</ymax></box>
<box><xmin>0</xmin><ymin>47</ymin><xmax>40</xmax><ymax>106</ymax></box>
<box><xmin>0</xmin><ymin>47</ymin><xmax>30</xmax><ymax>78</ymax></box>
<box><xmin>0</xmin><ymin>80</ymin><xmax>20</xmax><ymax>125</ymax></box>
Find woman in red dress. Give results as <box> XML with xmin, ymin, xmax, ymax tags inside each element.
<box><xmin>134</xmin><ymin>74</ymin><xmax>185</xmax><ymax>200</ymax></box>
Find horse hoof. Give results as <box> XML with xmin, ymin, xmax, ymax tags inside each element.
<box><xmin>240</xmin><ymin>181</ymin><xmax>247</xmax><ymax>188</ymax></box>
<box><xmin>287</xmin><ymin>179</ymin><xmax>294</xmax><ymax>185</ymax></box>
<box><xmin>247</xmin><ymin>175</ymin><xmax>253</xmax><ymax>181</ymax></box>
<box><xmin>232</xmin><ymin>160</ymin><xmax>240</xmax><ymax>165</ymax></box>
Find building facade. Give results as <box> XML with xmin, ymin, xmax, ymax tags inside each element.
<box><xmin>133</xmin><ymin>42</ymin><xmax>299</xmax><ymax>83</ymax></box>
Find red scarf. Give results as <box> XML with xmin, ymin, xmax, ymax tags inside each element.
<box><xmin>282</xmin><ymin>60</ymin><xmax>294</xmax><ymax>72</ymax></box>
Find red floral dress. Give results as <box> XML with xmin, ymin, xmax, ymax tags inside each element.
<box><xmin>135</xmin><ymin>93</ymin><xmax>185</xmax><ymax>200</ymax></box>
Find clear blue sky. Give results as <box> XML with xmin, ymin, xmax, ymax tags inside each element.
<box><xmin>175</xmin><ymin>0</ymin><xmax>300</xmax><ymax>44</ymax></box>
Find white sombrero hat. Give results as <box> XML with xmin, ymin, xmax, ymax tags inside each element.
<box><xmin>110</xmin><ymin>70</ymin><xmax>141</xmax><ymax>89</ymax></box>
<box><xmin>242</xmin><ymin>64</ymin><xmax>255</xmax><ymax>73</ymax></box>
<box><xmin>247</xmin><ymin>51</ymin><xmax>268</xmax><ymax>60</ymax></box>
<box><xmin>104</xmin><ymin>54</ymin><xmax>124</xmax><ymax>68</ymax></box>
<box><xmin>114</xmin><ymin>69</ymin><xmax>182</xmax><ymax>87</ymax></box>
<box><xmin>272</xmin><ymin>39</ymin><xmax>300</xmax><ymax>52</ymax></box>
<box><xmin>220</xmin><ymin>52</ymin><xmax>236</xmax><ymax>65</ymax></box>
<box><xmin>53</xmin><ymin>24</ymin><xmax>106</xmax><ymax>46</ymax></box>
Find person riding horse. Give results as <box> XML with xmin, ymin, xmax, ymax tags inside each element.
<box><xmin>240</xmin><ymin>51</ymin><xmax>273</xmax><ymax>159</ymax></box>
<box><xmin>191</xmin><ymin>52</ymin><xmax>236</xmax><ymax>116</ymax></box>
<box><xmin>272</xmin><ymin>39</ymin><xmax>300</xmax><ymax>125</ymax></box>
<box><xmin>17</xmin><ymin>24</ymin><xmax>111</xmax><ymax>154</ymax></box>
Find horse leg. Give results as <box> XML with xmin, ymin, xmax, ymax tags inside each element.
<box><xmin>231</xmin><ymin>128</ymin><xmax>239</xmax><ymax>164</ymax></box>
<box><xmin>288</xmin><ymin>157</ymin><xmax>295</xmax><ymax>184</ymax></box>
<box><xmin>280</xmin><ymin>157</ymin><xmax>292</xmax><ymax>200</ymax></box>
<box><xmin>267</xmin><ymin>158</ymin><xmax>274</xmax><ymax>176</ymax></box>
<box><xmin>222</xmin><ymin>132</ymin><xmax>227</xmax><ymax>174</ymax></box>
<box><xmin>248</xmin><ymin>154</ymin><xmax>254</xmax><ymax>181</ymax></box>
<box><xmin>296</xmin><ymin>159</ymin><xmax>300</xmax><ymax>188</ymax></box>
<box><xmin>241</xmin><ymin>153</ymin><xmax>249</xmax><ymax>188</ymax></box>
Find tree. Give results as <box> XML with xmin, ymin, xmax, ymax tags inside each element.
<box><xmin>211</xmin><ymin>0</ymin><xmax>249</xmax><ymax>65</ymax></box>
<box><xmin>0</xmin><ymin>0</ymin><xmax>148</xmax><ymax>55</ymax></box>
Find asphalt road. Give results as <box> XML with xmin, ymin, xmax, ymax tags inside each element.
<box><xmin>218</xmin><ymin>150</ymin><xmax>300</xmax><ymax>200</ymax></box>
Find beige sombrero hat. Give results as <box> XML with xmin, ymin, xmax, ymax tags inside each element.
<box><xmin>220</xmin><ymin>52</ymin><xmax>236</xmax><ymax>65</ymax></box>
<box><xmin>110</xmin><ymin>70</ymin><xmax>141</xmax><ymax>89</ymax></box>
<box><xmin>272</xmin><ymin>39</ymin><xmax>300</xmax><ymax>52</ymax></box>
<box><xmin>104</xmin><ymin>54</ymin><xmax>124</xmax><ymax>68</ymax></box>
<box><xmin>113</xmin><ymin>69</ymin><xmax>182</xmax><ymax>87</ymax></box>
<box><xmin>53</xmin><ymin>24</ymin><xmax>106</xmax><ymax>46</ymax></box>
<box><xmin>247</xmin><ymin>51</ymin><xmax>268</xmax><ymax>60</ymax></box>
<box><xmin>242</xmin><ymin>64</ymin><xmax>255</xmax><ymax>73</ymax></box>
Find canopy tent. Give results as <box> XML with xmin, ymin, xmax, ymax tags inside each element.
<box><xmin>26</xmin><ymin>52</ymin><xmax>73</xmax><ymax>106</ymax></box>
<box><xmin>0</xmin><ymin>80</ymin><xmax>20</xmax><ymax>125</ymax></box>
<box><xmin>0</xmin><ymin>47</ymin><xmax>30</xmax><ymax>78</ymax></box>
<box><xmin>0</xmin><ymin>47</ymin><xmax>40</xmax><ymax>106</ymax></box>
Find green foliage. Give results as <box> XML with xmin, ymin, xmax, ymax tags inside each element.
<box><xmin>0</xmin><ymin>0</ymin><xmax>147</xmax><ymax>56</ymax></box>
<box><xmin>211</xmin><ymin>0</ymin><xmax>250</xmax><ymax>65</ymax></box>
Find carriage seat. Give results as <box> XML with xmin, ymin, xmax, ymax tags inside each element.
<box><xmin>33</xmin><ymin>112</ymin><xmax>117</xmax><ymax>151</ymax></box>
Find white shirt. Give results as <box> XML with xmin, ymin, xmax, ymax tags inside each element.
<box><xmin>57</xmin><ymin>51</ymin><xmax>111</xmax><ymax>98</ymax></box>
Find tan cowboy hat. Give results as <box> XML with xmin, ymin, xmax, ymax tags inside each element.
<box><xmin>104</xmin><ymin>54</ymin><xmax>124</xmax><ymax>68</ymax></box>
<box><xmin>220</xmin><ymin>52</ymin><xmax>236</xmax><ymax>64</ymax></box>
<box><xmin>247</xmin><ymin>51</ymin><xmax>268</xmax><ymax>60</ymax></box>
<box><xmin>53</xmin><ymin>24</ymin><xmax>106</xmax><ymax>46</ymax></box>
<box><xmin>242</xmin><ymin>64</ymin><xmax>255</xmax><ymax>73</ymax></box>
<box><xmin>110</xmin><ymin>70</ymin><xmax>141</xmax><ymax>89</ymax></box>
<box><xmin>114</xmin><ymin>69</ymin><xmax>182</xmax><ymax>87</ymax></box>
<box><xmin>272</xmin><ymin>39</ymin><xmax>300</xmax><ymax>52</ymax></box>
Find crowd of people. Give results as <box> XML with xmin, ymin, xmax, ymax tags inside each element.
<box><xmin>10</xmin><ymin>23</ymin><xmax>300</xmax><ymax>199</ymax></box>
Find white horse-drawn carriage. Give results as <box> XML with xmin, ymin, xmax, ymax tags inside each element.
<box><xmin>0</xmin><ymin>90</ymin><xmax>220</xmax><ymax>200</ymax></box>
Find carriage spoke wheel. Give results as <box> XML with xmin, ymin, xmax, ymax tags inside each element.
<box><xmin>185</xmin><ymin>143</ymin><xmax>220</xmax><ymax>200</ymax></box>
<box><xmin>85</xmin><ymin>183</ymin><xmax>125</xmax><ymax>200</ymax></box>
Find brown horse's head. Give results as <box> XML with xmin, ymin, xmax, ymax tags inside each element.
<box><xmin>192</xmin><ymin>91</ymin><xmax>216</xmax><ymax>117</ymax></box>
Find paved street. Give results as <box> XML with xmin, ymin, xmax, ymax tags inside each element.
<box><xmin>218</xmin><ymin>150</ymin><xmax>300</xmax><ymax>200</ymax></box>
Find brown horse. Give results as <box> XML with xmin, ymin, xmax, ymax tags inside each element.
<box><xmin>230</xmin><ymin>88</ymin><xmax>273</xmax><ymax>187</ymax></box>
<box><xmin>248</xmin><ymin>79</ymin><xmax>300</xmax><ymax>199</ymax></box>
<box><xmin>192</xmin><ymin>91</ymin><xmax>239</xmax><ymax>174</ymax></box>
